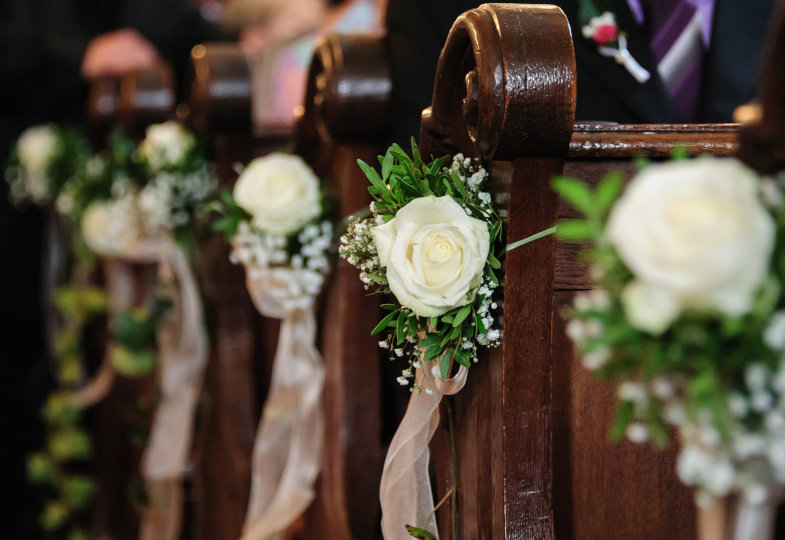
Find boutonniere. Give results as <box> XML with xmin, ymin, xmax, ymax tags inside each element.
<box><xmin>580</xmin><ymin>2</ymin><xmax>651</xmax><ymax>83</ymax></box>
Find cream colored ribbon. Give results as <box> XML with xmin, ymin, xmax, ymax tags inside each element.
<box><xmin>67</xmin><ymin>238</ymin><xmax>208</xmax><ymax>540</ymax></box>
<box><xmin>380</xmin><ymin>362</ymin><xmax>468</xmax><ymax>540</ymax></box>
<box><xmin>240</xmin><ymin>267</ymin><xmax>325</xmax><ymax>540</ymax></box>
<box><xmin>730</xmin><ymin>487</ymin><xmax>785</xmax><ymax>540</ymax></box>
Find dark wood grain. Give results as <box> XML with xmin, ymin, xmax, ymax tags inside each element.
<box><xmin>739</xmin><ymin>1</ymin><xmax>785</xmax><ymax>175</ymax></box>
<box><xmin>187</xmin><ymin>44</ymin><xmax>278</xmax><ymax>540</ymax></box>
<box><xmin>422</xmin><ymin>4</ymin><xmax>575</xmax><ymax>538</ymax></box>
<box><xmin>295</xmin><ymin>34</ymin><xmax>388</xmax><ymax>540</ymax></box>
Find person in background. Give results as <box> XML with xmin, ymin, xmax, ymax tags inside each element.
<box><xmin>384</xmin><ymin>0</ymin><xmax>776</xmax><ymax>146</ymax></box>
<box><xmin>223</xmin><ymin>0</ymin><xmax>384</xmax><ymax>128</ymax></box>
<box><xmin>0</xmin><ymin>2</ymin><xmax>221</xmax><ymax>537</ymax></box>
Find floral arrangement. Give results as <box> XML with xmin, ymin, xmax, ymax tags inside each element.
<box><xmin>215</xmin><ymin>152</ymin><xmax>334</xmax><ymax>311</ymax></box>
<box><xmin>59</xmin><ymin>121</ymin><xmax>215</xmax><ymax>249</ymax></box>
<box><xmin>340</xmin><ymin>142</ymin><xmax>504</xmax><ymax>388</ymax></box>
<box><xmin>6</xmin><ymin>124</ymin><xmax>92</xmax><ymax>206</ymax></box>
<box><xmin>6</xmin><ymin>120</ymin><xmax>215</xmax><ymax>537</ymax></box>
<box><xmin>213</xmin><ymin>152</ymin><xmax>334</xmax><ymax>538</ymax></box>
<box><xmin>557</xmin><ymin>156</ymin><xmax>785</xmax><ymax>506</ymax></box>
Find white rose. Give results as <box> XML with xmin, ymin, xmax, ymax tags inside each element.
<box><xmin>138</xmin><ymin>121</ymin><xmax>195</xmax><ymax>171</ymax></box>
<box><xmin>233</xmin><ymin>153</ymin><xmax>321</xmax><ymax>235</ymax></box>
<box><xmin>17</xmin><ymin>125</ymin><xmax>59</xmax><ymax>173</ymax></box>
<box><xmin>607</xmin><ymin>157</ymin><xmax>774</xmax><ymax>329</ymax></box>
<box><xmin>81</xmin><ymin>194</ymin><xmax>140</xmax><ymax>255</ymax></box>
<box><xmin>371</xmin><ymin>195</ymin><xmax>490</xmax><ymax>317</ymax></box>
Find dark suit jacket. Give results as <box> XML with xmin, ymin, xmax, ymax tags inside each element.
<box><xmin>384</xmin><ymin>0</ymin><xmax>776</xmax><ymax>145</ymax></box>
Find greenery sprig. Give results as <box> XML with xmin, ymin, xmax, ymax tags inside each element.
<box><xmin>556</xmin><ymin>158</ymin><xmax>785</xmax><ymax>503</ymax></box>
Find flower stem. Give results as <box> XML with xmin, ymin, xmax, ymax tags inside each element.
<box><xmin>504</xmin><ymin>226</ymin><xmax>557</xmax><ymax>253</ymax></box>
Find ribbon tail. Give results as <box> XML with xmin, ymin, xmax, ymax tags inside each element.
<box><xmin>139</xmin><ymin>246</ymin><xmax>209</xmax><ymax>540</ymax></box>
<box><xmin>731</xmin><ymin>488</ymin><xmax>785</xmax><ymax>540</ymax></box>
<box><xmin>241</xmin><ymin>307</ymin><xmax>325</xmax><ymax>540</ymax></box>
<box><xmin>380</xmin><ymin>368</ymin><xmax>444</xmax><ymax>540</ymax></box>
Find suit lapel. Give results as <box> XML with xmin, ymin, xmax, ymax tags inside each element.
<box><xmin>568</xmin><ymin>0</ymin><xmax>676</xmax><ymax>122</ymax></box>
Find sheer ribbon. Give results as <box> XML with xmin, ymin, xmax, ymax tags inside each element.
<box><xmin>67</xmin><ymin>238</ymin><xmax>208</xmax><ymax>540</ymax></box>
<box><xmin>380</xmin><ymin>362</ymin><xmax>468</xmax><ymax>539</ymax></box>
<box><xmin>240</xmin><ymin>267</ymin><xmax>325</xmax><ymax>540</ymax></box>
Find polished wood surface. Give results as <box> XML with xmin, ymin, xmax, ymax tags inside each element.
<box><xmin>296</xmin><ymin>33</ymin><xmax>388</xmax><ymax>540</ymax></box>
<box><xmin>416</xmin><ymin>3</ymin><xmax>750</xmax><ymax>538</ymax></box>
<box><xmin>187</xmin><ymin>43</ymin><xmax>276</xmax><ymax>540</ymax></box>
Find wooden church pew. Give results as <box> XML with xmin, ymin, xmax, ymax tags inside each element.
<box><xmin>293</xmin><ymin>33</ymin><xmax>390</xmax><ymax>540</ymax></box>
<box><xmin>188</xmin><ymin>35</ymin><xmax>389</xmax><ymax>539</ymax></box>
<box><xmin>84</xmin><ymin>64</ymin><xmax>176</xmax><ymax>540</ymax></box>
<box><xmin>188</xmin><ymin>43</ymin><xmax>280</xmax><ymax>540</ymax></box>
<box><xmin>417</xmin><ymin>3</ymin><xmax>757</xmax><ymax>538</ymax></box>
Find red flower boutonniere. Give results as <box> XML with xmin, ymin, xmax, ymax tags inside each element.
<box><xmin>580</xmin><ymin>9</ymin><xmax>651</xmax><ymax>83</ymax></box>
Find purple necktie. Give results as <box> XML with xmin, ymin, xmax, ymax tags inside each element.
<box><xmin>644</xmin><ymin>0</ymin><xmax>706</xmax><ymax>122</ymax></box>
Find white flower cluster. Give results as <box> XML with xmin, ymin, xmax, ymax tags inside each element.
<box><xmin>450</xmin><ymin>153</ymin><xmax>494</xmax><ymax>215</ymax></box>
<box><xmin>138</xmin><ymin>121</ymin><xmax>196</xmax><ymax>172</ymax></box>
<box><xmin>137</xmin><ymin>169</ymin><xmax>216</xmax><ymax>235</ymax></box>
<box><xmin>7</xmin><ymin>125</ymin><xmax>61</xmax><ymax>204</ymax></box>
<box><xmin>565</xmin><ymin>290</ymin><xmax>613</xmax><ymax>370</ymax></box>
<box><xmin>230</xmin><ymin>220</ymin><xmax>333</xmax><ymax>311</ymax></box>
<box><xmin>338</xmin><ymin>217</ymin><xmax>383</xmax><ymax>288</ymax></box>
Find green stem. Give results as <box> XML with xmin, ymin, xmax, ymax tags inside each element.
<box><xmin>504</xmin><ymin>226</ymin><xmax>558</xmax><ymax>253</ymax></box>
<box><xmin>446</xmin><ymin>400</ymin><xmax>458</xmax><ymax>539</ymax></box>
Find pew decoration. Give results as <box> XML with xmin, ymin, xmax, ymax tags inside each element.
<box><xmin>557</xmin><ymin>157</ymin><xmax>785</xmax><ymax>538</ymax></box>
<box><xmin>7</xmin><ymin>121</ymin><xmax>215</xmax><ymax>538</ymax></box>
<box><xmin>215</xmin><ymin>152</ymin><xmax>333</xmax><ymax>540</ymax></box>
<box><xmin>5</xmin><ymin>124</ymin><xmax>91</xmax><ymax>206</ymax></box>
<box><xmin>340</xmin><ymin>143</ymin><xmax>505</xmax><ymax>539</ymax></box>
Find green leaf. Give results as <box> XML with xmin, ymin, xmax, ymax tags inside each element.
<box><xmin>554</xmin><ymin>220</ymin><xmax>596</xmax><ymax>241</ymax></box>
<box><xmin>358</xmin><ymin>159</ymin><xmax>386</xmax><ymax>192</ymax></box>
<box><xmin>595</xmin><ymin>172</ymin><xmax>624</xmax><ymax>213</ymax></box>
<box><xmin>454</xmin><ymin>348</ymin><xmax>471</xmax><ymax>367</ymax></box>
<box><xmin>396</xmin><ymin>311</ymin><xmax>407</xmax><ymax>345</ymax></box>
<box><xmin>450</xmin><ymin>170</ymin><xmax>468</xmax><ymax>199</ymax></box>
<box><xmin>420</xmin><ymin>334</ymin><xmax>442</xmax><ymax>348</ymax></box>
<box><xmin>371</xmin><ymin>310</ymin><xmax>398</xmax><ymax>335</ymax></box>
<box><xmin>49</xmin><ymin>428</ymin><xmax>92</xmax><ymax>461</ymax></box>
<box><xmin>62</xmin><ymin>475</ymin><xmax>96</xmax><ymax>509</ymax></box>
<box><xmin>381</xmin><ymin>304</ymin><xmax>398</xmax><ymax>311</ymax></box>
<box><xmin>212</xmin><ymin>216</ymin><xmax>241</xmax><ymax>238</ymax></box>
<box><xmin>423</xmin><ymin>344</ymin><xmax>443</xmax><ymax>363</ymax></box>
<box><xmin>610</xmin><ymin>401</ymin><xmax>635</xmax><ymax>441</ymax></box>
<box><xmin>27</xmin><ymin>453</ymin><xmax>58</xmax><ymax>485</ymax></box>
<box><xmin>439</xmin><ymin>352</ymin><xmax>451</xmax><ymax>379</ymax></box>
<box><xmin>487</xmin><ymin>250</ymin><xmax>501</xmax><ymax>269</ymax></box>
<box><xmin>110</xmin><ymin>347</ymin><xmax>156</xmax><ymax>377</ymax></box>
<box><xmin>552</xmin><ymin>176</ymin><xmax>594</xmax><ymax>213</ymax></box>
<box><xmin>41</xmin><ymin>502</ymin><xmax>68</xmax><ymax>531</ymax></box>
<box><xmin>452</xmin><ymin>305</ymin><xmax>472</xmax><ymax>327</ymax></box>
<box><xmin>406</xmin><ymin>525</ymin><xmax>437</xmax><ymax>540</ymax></box>
<box><xmin>381</xmin><ymin>150</ymin><xmax>394</xmax><ymax>180</ymax></box>
<box><xmin>475</xmin><ymin>312</ymin><xmax>487</xmax><ymax>334</ymax></box>
<box><xmin>112</xmin><ymin>308</ymin><xmax>157</xmax><ymax>351</ymax></box>
<box><xmin>671</xmin><ymin>145</ymin><xmax>689</xmax><ymax>161</ymax></box>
